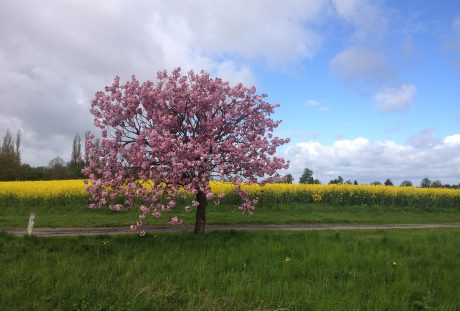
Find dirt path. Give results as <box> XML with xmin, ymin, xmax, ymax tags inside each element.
<box><xmin>2</xmin><ymin>223</ymin><xmax>460</xmax><ymax>236</ymax></box>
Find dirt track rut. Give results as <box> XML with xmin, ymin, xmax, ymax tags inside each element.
<box><xmin>2</xmin><ymin>223</ymin><xmax>460</xmax><ymax>236</ymax></box>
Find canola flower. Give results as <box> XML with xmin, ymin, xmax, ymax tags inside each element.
<box><xmin>0</xmin><ymin>180</ymin><xmax>87</xmax><ymax>199</ymax></box>
<box><xmin>1</xmin><ymin>180</ymin><xmax>459</xmax><ymax>208</ymax></box>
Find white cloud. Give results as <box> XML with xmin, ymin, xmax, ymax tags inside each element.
<box><xmin>330</xmin><ymin>46</ymin><xmax>396</xmax><ymax>91</ymax></box>
<box><xmin>374</xmin><ymin>83</ymin><xmax>416</xmax><ymax>112</ymax></box>
<box><xmin>408</xmin><ymin>128</ymin><xmax>439</xmax><ymax>148</ymax></box>
<box><xmin>329</xmin><ymin>1</ymin><xmax>420</xmax><ymax>113</ymax></box>
<box><xmin>332</xmin><ymin>0</ymin><xmax>388</xmax><ymax>42</ymax></box>
<box><xmin>283</xmin><ymin>135</ymin><xmax>460</xmax><ymax>185</ymax></box>
<box><xmin>305</xmin><ymin>99</ymin><xmax>329</xmax><ymax>111</ymax></box>
<box><xmin>444</xmin><ymin>134</ymin><xmax>460</xmax><ymax>145</ymax></box>
<box><xmin>214</xmin><ymin>61</ymin><xmax>255</xmax><ymax>87</ymax></box>
<box><xmin>0</xmin><ymin>0</ymin><xmax>329</xmax><ymax>166</ymax></box>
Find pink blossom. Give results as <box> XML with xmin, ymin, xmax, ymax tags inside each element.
<box><xmin>83</xmin><ymin>68</ymin><xmax>289</xmax><ymax>234</ymax></box>
<box><xmin>139</xmin><ymin>205</ymin><xmax>149</xmax><ymax>214</ymax></box>
<box><xmin>109</xmin><ymin>204</ymin><xmax>123</xmax><ymax>211</ymax></box>
<box><xmin>168</xmin><ymin>216</ymin><xmax>183</xmax><ymax>225</ymax></box>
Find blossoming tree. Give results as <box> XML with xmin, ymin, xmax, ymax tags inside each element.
<box><xmin>83</xmin><ymin>68</ymin><xmax>289</xmax><ymax>234</ymax></box>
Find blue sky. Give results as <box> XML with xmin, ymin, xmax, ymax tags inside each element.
<box><xmin>260</xmin><ymin>1</ymin><xmax>460</xmax><ymax>146</ymax></box>
<box><xmin>0</xmin><ymin>0</ymin><xmax>459</xmax><ymax>184</ymax></box>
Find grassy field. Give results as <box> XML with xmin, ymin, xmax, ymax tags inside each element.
<box><xmin>1</xmin><ymin>229</ymin><xmax>459</xmax><ymax>310</ymax></box>
<box><xmin>2</xmin><ymin>202</ymin><xmax>460</xmax><ymax>228</ymax></box>
<box><xmin>2</xmin><ymin>180</ymin><xmax>460</xmax><ymax>310</ymax></box>
<box><xmin>2</xmin><ymin>179</ymin><xmax>460</xmax><ymax>228</ymax></box>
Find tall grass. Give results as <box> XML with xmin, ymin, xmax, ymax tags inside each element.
<box><xmin>1</xmin><ymin>229</ymin><xmax>459</xmax><ymax>310</ymax></box>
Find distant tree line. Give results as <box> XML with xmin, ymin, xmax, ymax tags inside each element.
<box><xmin>296</xmin><ymin>167</ymin><xmax>460</xmax><ymax>189</ymax></box>
<box><xmin>1</xmin><ymin>130</ymin><xmax>459</xmax><ymax>188</ymax></box>
<box><xmin>0</xmin><ymin>129</ymin><xmax>87</xmax><ymax>181</ymax></box>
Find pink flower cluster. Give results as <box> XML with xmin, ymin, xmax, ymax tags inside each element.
<box><xmin>83</xmin><ymin>68</ymin><xmax>289</xmax><ymax>230</ymax></box>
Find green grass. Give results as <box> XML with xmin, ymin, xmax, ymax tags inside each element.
<box><xmin>2</xmin><ymin>203</ymin><xmax>460</xmax><ymax>228</ymax></box>
<box><xmin>1</xmin><ymin>229</ymin><xmax>459</xmax><ymax>310</ymax></box>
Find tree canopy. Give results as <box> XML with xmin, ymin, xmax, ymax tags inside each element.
<box><xmin>299</xmin><ymin>168</ymin><xmax>320</xmax><ymax>184</ymax></box>
<box><xmin>83</xmin><ymin>68</ymin><xmax>289</xmax><ymax>234</ymax></box>
<box><xmin>0</xmin><ymin>129</ymin><xmax>22</xmax><ymax>181</ymax></box>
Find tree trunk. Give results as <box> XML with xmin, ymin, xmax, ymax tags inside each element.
<box><xmin>194</xmin><ymin>190</ymin><xmax>207</xmax><ymax>234</ymax></box>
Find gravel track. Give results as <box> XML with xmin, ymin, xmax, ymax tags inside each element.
<box><xmin>2</xmin><ymin>223</ymin><xmax>460</xmax><ymax>236</ymax></box>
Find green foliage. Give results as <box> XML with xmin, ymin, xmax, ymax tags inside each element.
<box><xmin>299</xmin><ymin>168</ymin><xmax>321</xmax><ymax>184</ymax></box>
<box><xmin>431</xmin><ymin>180</ymin><xmax>443</xmax><ymax>188</ymax></box>
<box><xmin>400</xmin><ymin>180</ymin><xmax>413</xmax><ymax>187</ymax></box>
<box><xmin>329</xmin><ymin>176</ymin><xmax>344</xmax><ymax>184</ymax></box>
<box><xmin>284</xmin><ymin>174</ymin><xmax>293</xmax><ymax>184</ymax></box>
<box><xmin>0</xmin><ymin>131</ymin><xmax>86</xmax><ymax>181</ymax></box>
<box><xmin>68</xmin><ymin>134</ymin><xmax>84</xmax><ymax>178</ymax></box>
<box><xmin>1</xmin><ymin>230</ymin><xmax>459</xmax><ymax>310</ymax></box>
<box><xmin>421</xmin><ymin>177</ymin><xmax>432</xmax><ymax>188</ymax></box>
<box><xmin>0</xmin><ymin>129</ymin><xmax>22</xmax><ymax>181</ymax></box>
<box><xmin>384</xmin><ymin>179</ymin><xmax>394</xmax><ymax>186</ymax></box>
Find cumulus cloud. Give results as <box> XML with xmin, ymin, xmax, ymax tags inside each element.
<box><xmin>332</xmin><ymin>0</ymin><xmax>388</xmax><ymax>42</ymax></box>
<box><xmin>283</xmin><ymin>135</ymin><xmax>460</xmax><ymax>185</ymax></box>
<box><xmin>374</xmin><ymin>84</ymin><xmax>417</xmax><ymax>112</ymax></box>
<box><xmin>0</xmin><ymin>0</ymin><xmax>329</xmax><ymax>166</ymax></box>
<box><xmin>330</xmin><ymin>46</ymin><xmax>396</xmax><ymax>91</ymax></box>
<box><xmin>374</xmin><ymin>83</ymin><xmax>416</xmax><ymax>112</ymax></box>
<box><xmin>330</xmin><ymin>0</ymin><xmax>392</xmax><ymax>89</ymax></box>
<box><xmin>329</xmin><ymin>1</ymin><xmax>419</xmax><ymax>112</ymax></box>
<box><xmin>408</xmin><ymin>128</ymin><xmax>439</xmax><ymax>148</ymax></box>
<box><xmin>444</xmin><ymin>134</ymin><xmax>460</xmax><ymax>145</ymax></box>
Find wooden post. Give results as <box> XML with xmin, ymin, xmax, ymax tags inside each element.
<box><xmin>27</xmin><ymin>212</ymin><xmax>35</xmax><ymax>236</ymax></box>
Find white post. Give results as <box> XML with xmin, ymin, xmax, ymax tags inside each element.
<box><xmin>27</xmin><ymin>212</ymin><xmax>35</xmax><ymax>236</ymax></box>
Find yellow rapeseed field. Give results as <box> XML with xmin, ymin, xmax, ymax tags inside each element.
<box><xmin>234</xmin><ymin>182</ymin><xmax>460</xmax><ymax>208</ymax></box>
<box><xmin>0</xmin><ymin>180</ymin><xmax>87</xmax><ymax>201</ymax></box>
<box><xmin>1</xmin><ymin>180</ymin><xmax>459</xmax><ymax>208</ymax></box>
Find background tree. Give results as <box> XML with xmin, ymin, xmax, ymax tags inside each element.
<box><xmin>299</xmin><ymin>168</ymin><xmax>314</xmax><ymax>184</ymax></box>
<box><xmin>400</xmin><ymin>180</ymin><xmax>413</xmax><ymax>187</ymax></box>
<box><xmin>299</xmin><ymin>168</ymin><xmax>320</xmax><ymax>184</ymax></box>
<box><xmin>70</xmin><ymin>134</ymin><xmax>81</xmax><ymax>164</ymax></box>
<box><xmin>84</xmin><ymin>68</ymin><xmax>289</xmax><ymax>234</ymax></box>
<box><xmin>384</xmin><ymin>179</ymin><xmax>393</xmax><ymax>186</ymax></box>
<box><xmin>0</xmin><ymin>129</ymin><xmax>23</xmax><ymax>180</ymax></box>
<box><xmin>370</xmin><ymin>181</ymin><xmax>382</xmax><ymax>186</ymax></box>
<box><xmin>284</xmin><ymin>174</ymin><xmax>293</xmax><ymax>184</ymax></box>
<box><xmin>48</xmin><ymin>156</ymin><xmax>69</xmax><ymax>180</ymax></box>
<box><xmin>67</xmin><ymin>134</ymin><xmax>84</xmax><ymax>178</ymax></box>
<box><xmin>329</xmin><ymin>176</ymin><xmax>343</xmax><ymax>184</ymax></box>
<box><xmin>430</xmin><ymin>180</ymin><xmax>443</xmax><ymax>188</ymax></box>
<box><xmin>420</xmin><ymin>177</ymin><xmax>431</xmax><ymax>188</ymax></box>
